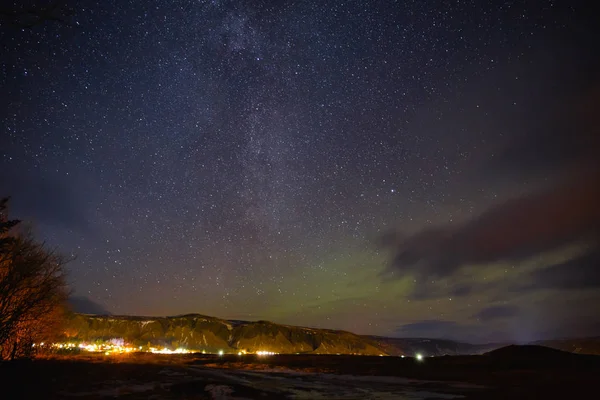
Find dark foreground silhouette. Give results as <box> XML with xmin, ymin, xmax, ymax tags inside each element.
<box><xmin>1</xmin><ymin>345</ymin><xmax>598</xmax><ymax>399</ymax></box>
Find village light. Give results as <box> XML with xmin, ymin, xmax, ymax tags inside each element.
<box><xmin>256</xmin><ymin>350</ymin><xmax>276</xmax><ymax>356</ymax></box>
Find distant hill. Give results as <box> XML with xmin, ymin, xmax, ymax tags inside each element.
<box><xmin>61</xmin><ymin>313</ymin><xmax>600</xmax><ymax>356</ymax></box>
<box><xmin>62</xmin><ymin>314</ymin><xmax>386</xmax><ymax>355</ymax></box>
<box><xmin>530</xmin><ymin>337</ymin><xmax>600</xmax><ymax>356</ymax></box>
<box><xmin>368</xmin><ymin>336</ymin><xmax>600</xmax><ymax>357</ymax></box>
<box><xmin>485</xmin><ymin>344</ymin><xmax>574</xmax><ymax>359</ymax></box>
<box><xmin>480</xmin><ymin>344</ymin><xmax>600</xmax><ymax>369</ymax></box>
<box><xmin>366</xmin><ymin>336</ymin><xmax>504</xmax><ymax>357</ymax></box>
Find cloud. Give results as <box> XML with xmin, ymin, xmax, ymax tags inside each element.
<box><xmin>381</xmin><ymin>168</ymin><xmax>600</xmax><ymax>280</ymax></box>
<box><xmin>68</xmin><ymin>296</ymin><xmax>111</xmax><ymax>315</ymax></box>
<box><xmin>393</xmin><ymin>320</ymin><xmax>492</xmax><ymax>341</ymax></box>
<box><xmin>395</xmin><ymin>320</ymin><xmax>458</xmax><ymax>337</ymax></box>
<box><xmin>473</xmin><ymin>305</ymin><xmax>519</xmax><ymax>322</ymax></box>
<box><xmin>380</xmin><ymin>77</ymin><xmax>600</xmax><ymax>297</ymax></box>
<box><xmin>526</xmin><ymin>248</ymin><xmax>600</xmax><ymax>290</ymax></box>
<box><xmin>402</xmin><ymin>280</ymin><xmax>482</xmax><ymax>301</ymax></box>
<box><xmin>449</xmin><ymin>284</ymin><xmax>474</xmax><ymax>297</ymax></box>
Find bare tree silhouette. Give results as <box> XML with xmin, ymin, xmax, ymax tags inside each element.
<box><xmin>0</xmin><ymin>198</ymin><xmax>70</xmax><ymax>360</ymax></box>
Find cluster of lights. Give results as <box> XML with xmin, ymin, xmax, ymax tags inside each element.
<box><xmin>149</xmin><ymin>347</ymin><xmax>192</xmax><ymax>354</ymax></box>
<box><xmin>256</xmin><ymin>350</ymin><xmax>277</xmax><ymax>356</ymax></box>
<box><xmin>35</xmin><ymin>341</ymin><xmax>278</xmax><ymax>357</ymax></box>
<box><xmin>34</xmin><ymin>341</ymin><xmax>194</xmax><ymax>355</ymax></box>
<box><xmin>79</xmin><ymin>342</ymin><xmax>140</xmax><ymax>354</ymax></box>
<box><xmin>81</xmin><ymin>343</ymin><xmax>139</xmax><ymax>354</ymax></box>
<box><xmin>51</xmin><ymin>342</ymin><xmax>78</xmax><ymax>349</ymax></box>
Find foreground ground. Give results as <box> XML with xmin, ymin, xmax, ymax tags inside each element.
<box><xmin>1</xmin><ymin>349</ymin><xmax>599</xmax><ymax>399</ymax></box>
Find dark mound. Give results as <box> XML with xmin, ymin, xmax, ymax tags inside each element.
<box><xmin>485</xmin><ymin>344</ymin><xmax>573</xmax><ymax>359</ymax></box>
<box><xmin>483</xmin><ymin>344</ymin><xmax>600</xmax><ymax>372</ymax></box>
<box><xmin>484</xmin><ymin>344</ymin><xmax>593</xmax><ymax>369</ymax></box>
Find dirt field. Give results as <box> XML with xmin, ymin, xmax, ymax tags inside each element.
<box><xmin>1</xmin><ymin>351</ymin><xmax>598</xmax><ymax>399</ymax></box>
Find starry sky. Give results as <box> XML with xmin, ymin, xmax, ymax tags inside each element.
<box><xmin>1</xmin><ymin>0</ymin><xmax>599</xmax><ymax>343</ymax></box>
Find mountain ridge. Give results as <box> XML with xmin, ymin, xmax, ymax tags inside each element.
<box><xmin>63</xmin><ymin>313</ymin><xmax>386</xmax><ymax>355</ymax></box>
<box><xmin>61</xmin><ymin>313</ymin><xmax>600</xmax><ymax>356</ymax></box>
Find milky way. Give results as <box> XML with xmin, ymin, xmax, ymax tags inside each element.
<box><xmin>1</xmin><ymin>0</ymin><xmax>599</xmax><ymax>342</ymax></box>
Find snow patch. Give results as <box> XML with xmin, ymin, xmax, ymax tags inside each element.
<box><xmin>222</xmin><ymin>321</ymin><xmax>233</xmax><ymax>330</ymax></box>
<box><xmin>205</xmin><ymin>384</ymin><xmax>234</xmax><ymax>399</ymax></box>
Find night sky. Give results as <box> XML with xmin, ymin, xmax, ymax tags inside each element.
<box><xmin>1</xmin><ymin>0</ymin><xmax>599</xmax><ymax>343</ymax></box>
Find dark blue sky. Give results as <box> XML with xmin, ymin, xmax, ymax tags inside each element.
<box><xmin>1</xmin><ymin>0</ymin><xmax>599</xmax><ymax>342</ymax></box>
